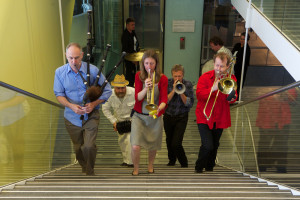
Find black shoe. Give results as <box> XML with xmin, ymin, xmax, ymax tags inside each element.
<box><xmin>205</xmin><ymin>168</ymin><xmax>213</xmax><ymax>171</ymax></box>
<box><xmin>127</xmin><ymin>164</ymin><xmax>134</xmax><ymax>167</ymax></box>
<box><xmin>167</xmin><ymin>162</ymin><xmax>175</xmax><ymax>166</ymax></box>
<box><xmin>277</xmin><ymin>167</ymin><xmax>287</xmax><ymax>173</ymax></box>
<box><xmin>181</xmin><ymin>164</ymin><xmax>188</xmax><ymax>168</ymax></box>
<box><xmin>195</xmin><ymin>169</ymin><xmax>203</xmax><ymax>173</ymax></box>
<box><xmin>120</xmin><ymin>162</ymin><xmax>128</xmax><ymax>166</ymax></box>
<box><xmin>86</xmin><ymin>170</ymin><xmax>95</xmax><ymax>176</ymax></box>
<box><xmin>259</xmin><ymin>166</ymin><xmax>267</xmax><ymax>172</ymax></box>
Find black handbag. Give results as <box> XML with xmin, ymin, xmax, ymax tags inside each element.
<box><xmin>116</xmin><ymin>120</ymin><xmax>131</xmax><ymax>135</ymax></box>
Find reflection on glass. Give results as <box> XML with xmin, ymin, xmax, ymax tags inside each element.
<box><xmin>256</xmin><ymin>88</ymin><xmax>297</xmax><ymax>173</ymax></box>
<box><xmin>129</xmin><ymin>0</ymin><xmax>162</xmax><ymax>49</ymax></box>
<box><xmin>0</xmin><ymin>87</ymin><xmax>29</xmax><ymax>175</ymax></box>
<box><xmin>0</xmin><ymin>85</ymin><xmax>71</xmax><ymax>187</ymax></box>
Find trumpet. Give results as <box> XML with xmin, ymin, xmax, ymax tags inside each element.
<box><xmin>203</xmin><ymin>55</ymin><xmax>237</xmax><ymax>121</ymax></box>
<box><xmin>145</xmin><ymin>70</ymin><xmax>158</xmax><ymax>118</ymax></box>
<box><xmin>174</xmin><ymin>81</ymin><xmax>186</xmax><ymax>94</ymax></box>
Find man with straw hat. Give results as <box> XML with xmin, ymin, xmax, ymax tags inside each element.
<box><xmin>102</xmin><ymin>74</ymin><xmax>135</xmax><ymax>167</ymax></box>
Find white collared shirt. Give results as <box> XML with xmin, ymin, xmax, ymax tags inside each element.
<box><xmin>102</xmin><ymin>86</ymin><xmax>135</xmax><ymax>124</ymax></box>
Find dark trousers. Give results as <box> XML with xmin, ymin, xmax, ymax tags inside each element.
<box><xmin>195</xmin><ymin>123</ymin><xmax>223</xmax><ymax>171</ymax></box>
<box><xmin>257</xmin><ymin>125</ymin><xmax>289</xmax><ymax>171</ymax></box>
<box><xmin>124</xmin><ymin>60</ymin><xmax>136</xmax><ymax>87</ymax></box>
<box><xmin>163</xmin><ymin>113</ymin><xmax>188</xmax><ymax>166</ymax></box>
<box><xmin>64</xmin><ymin>110</ymin><xmax>100</xmax><ymax>174</ymax></box>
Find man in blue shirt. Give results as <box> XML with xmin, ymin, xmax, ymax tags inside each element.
<box><xmin>163</xmin><ymin>64</ymin><xmax>194</xmax><ymax>168</ymax></box>
<box><xmin>53</xmin><ymin>43</ymin><xmax>112</xmax><ymax>175</ymax></box>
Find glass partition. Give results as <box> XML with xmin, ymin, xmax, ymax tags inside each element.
<box><xmin>0</xmin><ymin>85</ymin><xmax>70</xmax><ymax>187</ymax></box>
<box><xmin>252</xmin><ymin>0</ymin><xmax>300</xmax><ymax>50</ymax></box>
<box><xmin>218</xmin><ymin>84</ymin><xmax>300</xmax><ymax>189</ymax></box>
<box><xmin>93</xmin><ymin>0</ymin><xmax>124</xmax><ymax>79</ymax></box>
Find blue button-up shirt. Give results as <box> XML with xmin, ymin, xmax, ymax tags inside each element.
<box><xmin>53</xmin><ymin>62</ymin><xmax>112</xmax><ymax>127</ymax></box>
<box><xmin>165</xmin><ymin>78</ymin><xmax>194</xmax><ymax>116</ymax></box>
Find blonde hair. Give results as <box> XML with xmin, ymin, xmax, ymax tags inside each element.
<box><xmin>171</xmin><ymin>64</ymin><xmax>184</xmax><ymax>75</ymax></box>
<box><xmin>213</xmin><ymin>52</ymin><xmax>230</xmax><ymax>66</ymax></box>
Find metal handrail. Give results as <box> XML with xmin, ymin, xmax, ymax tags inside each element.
<box><xmin>231</xmin><ymin>80</ymin><xmax>300</xmax><ymax>109</ymax></box>
<box><xmin>0</xmin><ymin>81</ymin><xmax>63</xmax><ymax>109</ymax></box>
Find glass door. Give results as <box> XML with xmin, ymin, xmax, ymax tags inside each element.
<box><xmin>123</xmin><ymin>0</ymin><xmax>165</xmax><ymax>68</ymax></box>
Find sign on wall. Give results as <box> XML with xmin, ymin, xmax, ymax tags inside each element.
<box><xmin>172</xmin><ymin>20</ymin><xmax>195</xmax><ymax>32</ymax></box>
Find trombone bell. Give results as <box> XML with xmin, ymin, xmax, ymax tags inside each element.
<box><xmin>218</xmin><ymin>77</ymin><xmax>237</xmax><ymax>94</ymax></box>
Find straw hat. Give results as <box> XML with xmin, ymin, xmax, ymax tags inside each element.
<box><xmin>111</xmin><ymin>74</ymin><xmax>129</xmax><ymax>87</ymax></box>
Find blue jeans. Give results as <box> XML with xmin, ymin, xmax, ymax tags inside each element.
<box><xmin>195</xmin><ymin>123</ymin><xmax>223</xmax><ymax>171</ymax></box>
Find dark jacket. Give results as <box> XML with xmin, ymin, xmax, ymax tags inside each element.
<box><xmin>121</xmin><ymin>29</ymin><xmax>139</xmax><ymax>53</ymax></box>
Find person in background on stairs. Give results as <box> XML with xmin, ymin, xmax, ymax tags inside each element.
<box><xmin>130</xmin><ymin>49</ymin><xmax>168</xmax><ymax>175</ymax></box>
<box><xmin>202</xmin><ymin>36</ymin><xmax>233</xmax><ymax>75</ymax></box>
<box><xmin>163</xmin><ymin>64</ymin><xmax>194</xmax><ymax>168</ymax></box>
<box><xmin>256</xmin><ymin>88</ymin><xmax>297</xmax><ymax>173</ymax></box>
<box><xmin>232</xmin><ymin>32</ymin><xmax>251</xmax><ymax>95</ymax></box>
<box><xmin>54</xmin><ymin>43</ymin><xmax>112</xmax><ymax>176</ymax></box>
<box><xmin>195</xmin><ymin>52</ymin><xmax>237</xmax><ymax>173</ymax></box>
<box><xmin>102</xmin><ymin>74</ymin><xmax>135</xmax><ymax>167</ymax></box>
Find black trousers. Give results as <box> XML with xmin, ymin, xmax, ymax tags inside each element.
<box><xmin>163</xmin><ymin>113</ymin><xmax>188</xmax><ymax>166</ymax></box>
<box><xmin>124</xmin><ymin>60</ymin><xmax>136</xmax><ymax>87</ymax></box>
<box><xmin>195</xmin><ymin>123</ymin><xmax>223</xmax><ymax>171</ymax></box>
<box><xmin>257</xmin><ymin>125</ymin><xmax>289</xmax><ymax>170</ymax></box>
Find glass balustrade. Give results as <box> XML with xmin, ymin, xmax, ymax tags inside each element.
<box><xmin>218</xmin><ymin>84</ymin><xmax>300</xmax><ymax>189</ymax></box>
<box><xmin>0</xmin><ymin>85</ymin><xmax>71</xmax><ymax>187</ymax></box>
<box><xmin>252</xmin><ymin>0</ymin><xmax>300</xmax><ymax>50</ymax></box>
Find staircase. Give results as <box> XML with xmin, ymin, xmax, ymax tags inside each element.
<box><xmin>1</xmin><ymin>164</ymin><xmax>300</xmax><ymax>199</ymax></box>
<box><xmin>1</xmin><ymin>88</ymin><xmax>300</xmax><ymax>199</ymax></box>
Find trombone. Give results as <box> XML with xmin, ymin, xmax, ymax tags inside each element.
<box><xmin>203</xmin><ymin>55</ymin><xmax>237</xmax><ymax>121</ymax></box>
<box><xmin>145</xmin><ymin>69</ymin><xmax>158</xmax><ymax>118</ymax></box>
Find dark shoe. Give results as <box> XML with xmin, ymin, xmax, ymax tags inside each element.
<box><xmin>181</xmin><ymin>164</ymin><xmax>188</xmax><ymax>168</ymax></box>
<box><xmin>132</xmin><ymin>171</ymin><xmax>139</xmax><ymax>176</ymax></box>
<box><xmin>195</xmin><ymin>169</ymin><xmax>203</xmax><ymax>173</ymax></box>
<box><xmin>86</xmin><ymin>171</ymin><xmax>95</xmax><ymax>176</ymax></box>
<box><xmin>167</xmin><ymin>162</ymin><xmax>175</xmax><ymax>166</ymax></box>
<box><xmin>259</xmin><ymin>166</ymin><xmax>267</xmax><ymax>172</ymax></box>
<box><xmin>205</xmin><ymin>168</ymin><xmax>213</xmax><ymax>171</ymax></box>
<box><xmin>86</xmin><ymin>169</ymin><xmax>95</xmax><ymax>176</ymax></box>
<box><xmin>120</xmin><ymin>162</ymin><xmax>128</xmax><ymax>166</ymax></box>
<box><xmin>127</xmin><ymin>164</ymin><xmax>134</xmax><ymax>167</ymax></box>
<box><xmin>277</xmin><ymin>167</ymin><xmax>287</xmax><ymax>173</ymax></box>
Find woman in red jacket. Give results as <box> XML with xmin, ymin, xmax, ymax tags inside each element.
<box><xmin>131</xmin><ymin>49</ymin><xmax>168</xmax><ymax>175</ymax></box>
<box><xmin>195</xmin><ymin>52</ymin><xmax>237</xmax><ymax>173</ymax></box>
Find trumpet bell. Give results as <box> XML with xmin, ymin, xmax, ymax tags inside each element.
<box><xmin>145</xmin><ymin>104</ymin><xmax>158</xmax><ymax>112</ymax></box>
<box><xmin>174</xmin><ymin>82</ymin><xmax>186</xmax><ymax>94</ymax></box>
<box><xmin>218</xmin><ymin>78</ymin><xmax>237</xmax><ymax>94</ymax></box>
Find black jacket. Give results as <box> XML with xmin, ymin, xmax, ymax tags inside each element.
<box><xmin>121</xmin><ymin>29</ymin><xmax>139</xmax><ymax>53</ymax></box>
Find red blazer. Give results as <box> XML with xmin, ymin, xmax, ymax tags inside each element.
<box><xmin>195</xmin><ymin>70</ymin><xmax>237</xmax><ymax>129</ymax></box>
<box><xmin>133</xmin><ymin>71</ymin><xmax>168</xmax><ymax>117</ymax></box>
